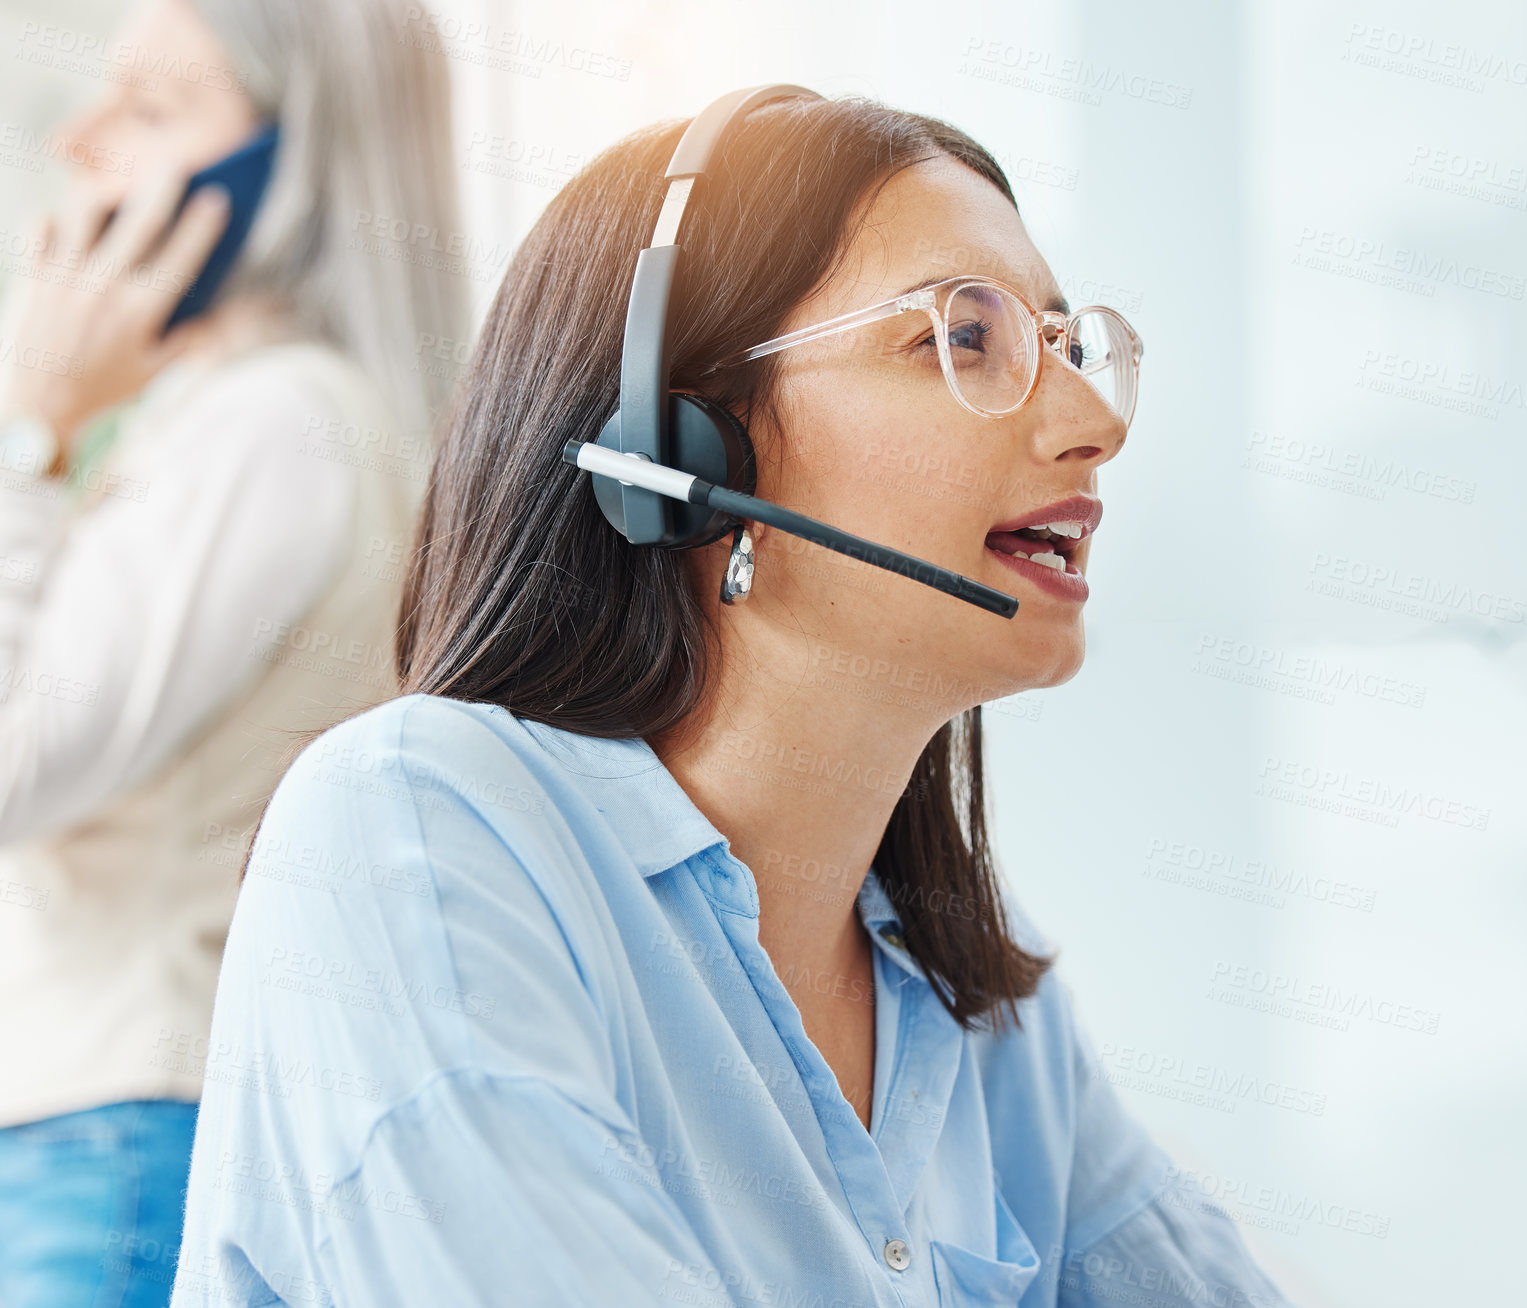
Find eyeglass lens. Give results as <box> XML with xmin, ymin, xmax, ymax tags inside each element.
<box><xmin>941</xmin><ymin>283</ymin><xmax>1137</xmax><ymax>424</ymax></box>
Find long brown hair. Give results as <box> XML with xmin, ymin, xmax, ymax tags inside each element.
<box><xmin>396</xmin><ymin>97</ymin><xmax>1053</xmax><ymax>1033</ymax></box>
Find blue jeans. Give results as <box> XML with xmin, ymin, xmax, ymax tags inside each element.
<box><xmin>0</xmin><ymin>1098</ymin><xmax>199</xmax><ymax>1308</ymax></box>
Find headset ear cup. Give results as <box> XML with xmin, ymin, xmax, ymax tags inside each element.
<box><xmin>664</xmin><ymin>393</ymin><xmax>756</xmax><ymax>548</ymax></box>
<box><xmin>592</xmin><ymin>394</ymin><xmax>757</xmax><ymax>550</ymax></box>
<box><xmin>690</xmin><ymin>390</ymin><xmax>760</xmax><ymax>497</ymax></box>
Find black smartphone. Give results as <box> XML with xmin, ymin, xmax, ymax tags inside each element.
<box><xmin>162</xmin><ymin>122</ymin><xmax>280</xmax><ymax>333</ymax></box>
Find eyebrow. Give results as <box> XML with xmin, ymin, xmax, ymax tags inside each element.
<box><xmin>897</xmin><ymin>273</ymin><xmax>1070</xmax><ymax>316</ymax></box>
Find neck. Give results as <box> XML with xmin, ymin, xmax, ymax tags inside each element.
<box><xmin>649</xmin><ymin>604</ymin><xmax>955</xmax><ymax>970</ymax></box>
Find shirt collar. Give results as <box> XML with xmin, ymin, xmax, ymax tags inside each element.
<box><xmin>855</xmin><ymin>868</ymin><xmax>923</xmax><ymax>981</ymax></box>
<box><xmin>517</xmin><ymin>716</ymin><xmax>728</xmax><ymax>878</ymax></box>
<box><xmin>853</xmin><ymin>862</ymin><xmax>901</xmax><ymax>934</ymax></box>
<box><xmin>515</xmin><ymin>713</ymin><xmax>918</xmax><ymax>977</ymax></box>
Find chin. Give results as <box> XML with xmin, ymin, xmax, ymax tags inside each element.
<box><xmin>1040</xmin><ymin>649</ymin><xmax>1086</xmax><ymax>689</ymax></box>
<box><xmin>991</xmin><ymin>623</ymin><xmax>1086</xmax><ymax>696</ymax></box>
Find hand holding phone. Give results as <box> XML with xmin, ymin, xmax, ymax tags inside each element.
<box><xmin>0</xmin><ymin>130</ymin><xmax>277</xmax><ymax>460</ymax></box>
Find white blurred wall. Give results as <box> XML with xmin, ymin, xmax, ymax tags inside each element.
<box><xmin>4</xmin><ymin>2</ymin><xmax>1523</xmax><ymax>1304</ymax></box>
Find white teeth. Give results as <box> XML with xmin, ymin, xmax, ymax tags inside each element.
<box><xmin>1020</xmin><ymin>550</ymin><xmax>1067</xmax><ymax>572</ymax></box>
<box><xmin>1037</xmin><ymin>520</ymin><xmax>1084</xmax><ymax>538</ymax></box>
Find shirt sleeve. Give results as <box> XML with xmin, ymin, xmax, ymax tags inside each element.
<box><xmin>1055</xmin><ymin>986</ymin><xmax>1298</xmax><ymax>1308</ymax></box>
<box><xmin>312</xmin><ymin>1070</ymin><xmax>740</xmax><ymax>1308</ymax></box>
<box><xmin>1058</xmin><ymin>1172</ymin><xmax>1295</xmax><ymax>1308</ymax></box>
<box><xmin>0</xmin><ymin>350</ymin><xmax>355</xmax><ymax>844</ymax></box>
<box><xmin>170</xmin><ymin>695</ymin><xmax>741</xmax><ymax>1308</ymax></box>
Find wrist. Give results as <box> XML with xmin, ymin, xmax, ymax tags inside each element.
<box><xmin>0</xmin><ymin>411</ymin><xmax>64</xmax><ymax>480</ymax></box>
<box><xmin>0</xmin><ymin>372</ymin><xmax>83</xmax><ymax>449</ymax></box>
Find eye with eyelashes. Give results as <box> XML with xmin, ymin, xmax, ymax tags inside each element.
<box><xmin>905</xmin><ymin>296</ymin><xmax>1104</xmax><ymax>382</ymax></box>
<box><xmin>910</xmin><ymin>317</ymin><xmax>994</xmax><ymax>359</ymax></box>
<box><xmin>948</xmin><ymin>316</ymin><xmax>995</xmax><ymax>353</ymax></box>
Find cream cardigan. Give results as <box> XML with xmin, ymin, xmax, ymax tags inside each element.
<box><xmin>0</xmin><ymin>340</ymin><xmax>429</xmax><ymax>1126</ymax></box>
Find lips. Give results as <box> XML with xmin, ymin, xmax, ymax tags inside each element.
<box><xmin>988</xmin><ymin>494</ymin><xmax>1103</xmax><ymax>538</ymax></box>
<box><xmin>984</xmin><ymin>493</ymin><xmax>1101</xmax><ymax>602</ymax></box>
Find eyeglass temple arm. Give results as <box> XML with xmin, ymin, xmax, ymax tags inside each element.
<box><xmin>730</xmin><ymin>289</ymin><xmax>937</xmax><ymax>364</ymax></box>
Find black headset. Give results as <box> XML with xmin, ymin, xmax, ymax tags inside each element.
<box><xmin>561</xmin><ymin>84</ymin><xmax>1019</xmax><ymax>619</ymax></box>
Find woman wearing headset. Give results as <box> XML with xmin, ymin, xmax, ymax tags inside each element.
<box><xmin>0</xmin><ymin>1</ymin><xmax>464</xmax><ymax>1304</ymax></box>
<box><xmin>172</xmin><ymin>93</ymin><xmax>1294</xmax><ymax>1307</ymax></box>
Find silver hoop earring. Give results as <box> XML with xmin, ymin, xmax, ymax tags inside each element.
<box><xmin>719</xmin><ymin>523</ymin><xmax>755</xmax><ymax>605</ymax></box>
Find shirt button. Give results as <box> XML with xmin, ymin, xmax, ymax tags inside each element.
<box><xmin>879</xmin><ymin>926</ymin><xmax>905</xmax><ymax>950</ymax></box>
<box><xmin>883</xmin><ymin>1238</ymin><xmax>911</xmax><ymax>1271</ymax></box>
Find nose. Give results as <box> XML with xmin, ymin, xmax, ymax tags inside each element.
<box><xmin>1021</xmin><ymin>344</ymin><xmax>1129</xmax><ymax>467</ymax></box>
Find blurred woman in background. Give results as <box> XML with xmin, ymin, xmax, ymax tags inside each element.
<box><xmin>0</xmin><ymin>1</ymin><xmax>467</xmax><ymax>1303</ymax></box>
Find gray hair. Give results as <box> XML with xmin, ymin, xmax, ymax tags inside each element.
<box><xmin>191</xmin><ymin>0</ymin><xmax>470</xmax><ymax>437</ymax></box>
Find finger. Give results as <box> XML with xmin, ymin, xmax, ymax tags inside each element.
<box><xmin>94</xmin><ymin>164</ymin><xmax>188</xmax><ymax>276</ymax></box>
<box><xmin>130</xmin><ymin>186</ymin><xmax>230</xmax><ymax>331</ymax></box>
<box><xmin>0</xmin><ymin>215</ymin><xmax>51</xmax><ymax>338</ymax></box>
<box><xmin>22</xmin><ymin>212</ymin><xmax>57</xmax><ymax>270</ymax></box>
<box><xmin>6</xmin><ymin>216</ymin><xmax>56</xmax><ymax>320</ymax></box>
<box><xmin>141</xmin><ymin>313</ymin><xmax>211</xmax><ymax>374</ymax></box>
<box><xmin>52</xmin><ymin>189</ymin><xmax>117</xmax><ymax>271</ymax></box>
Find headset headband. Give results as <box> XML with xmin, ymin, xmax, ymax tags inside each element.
<box><xmin>614</xmin><ymin>84</ymin><xmax>823</xmax><ymax>545</ymax></box>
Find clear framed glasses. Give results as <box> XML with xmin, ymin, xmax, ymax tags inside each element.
<box><xmin>712</xmin><ymin>275</ymin><xmax>1144</xmax><ymax>427</ymax></box>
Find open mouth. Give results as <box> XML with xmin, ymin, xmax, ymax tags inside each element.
<box><xmin>984</xmin><ymin>521</ymin><xmax>1084</xmax><ymax>573</ymax></box>
<box><xmin>983</xmin><ymin>495</ymin><xmax>1101</xmax><ymax>599</ymax></box>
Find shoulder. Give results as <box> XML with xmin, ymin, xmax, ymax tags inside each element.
<box><xmin>274</xmin><ymin>692</ymin><xmax>720</xmax><ymax>881</ymax></box>
<box><xmin>181</xmin><ymin>339</ymin><xmax>384</xmax><ymax>414</ymax></box>
<box><xmin>246</xmin><ymin>694</ymin><xmax>638</xmax><ymax>928</ymax></box>
<box><xmin>260</xmin><ymin>693</ymin><xmax>556</xmax><ymax>850</ymax></box>
<box><xmin>232</xmin><ymin>693</ymin><xmax>632</xmax><ymax>1066</ymax></box>
<box><xmin>137</xmin><ymin>339</ymin><xmax>398</xmax><ymax>476</ymax></box>
<box><xmin>290</xmin><ymin>690</ymin><xmax>507</xmax><ymax>772</ymax></box>
<box><xmin>204</xmin><ymin>697</ymin><xmax>643</xmax><ymax>1207</ymax></box>
<box><xmin>289</xmin><ymin>690</ymin><xmax>601</xmax><ymax>801</ymax></box>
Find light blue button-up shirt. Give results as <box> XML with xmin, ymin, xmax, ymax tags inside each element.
<box><xmin>170</xmin><ymin>693</ymin><xmax>1295</xmax><ymax>1307</ymax></box>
